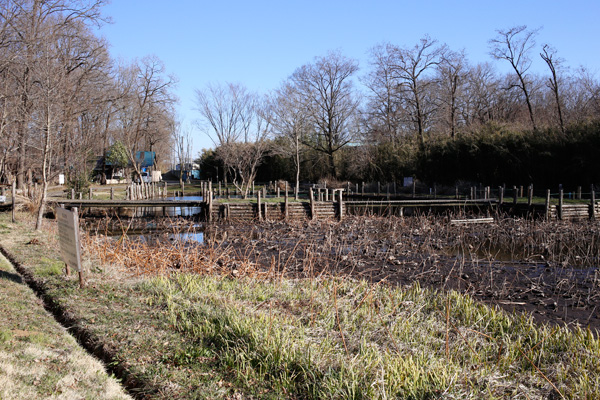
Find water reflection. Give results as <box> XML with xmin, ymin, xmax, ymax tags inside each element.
<box><xmin>133</xmin><ymin>195</ymin><xmax>203</xmax><ymax>217</ymax></box>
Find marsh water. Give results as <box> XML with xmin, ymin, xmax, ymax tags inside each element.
<box><xmin>83</xmin><ymin>195</ymin><xmax>205</xmax><ymax>244</ymax></box>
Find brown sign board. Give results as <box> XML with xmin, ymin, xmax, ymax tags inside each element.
<box><xmin>56</xmin><ymin>207</ymin><xmax>82</xmax><ymax>272</ymax></box>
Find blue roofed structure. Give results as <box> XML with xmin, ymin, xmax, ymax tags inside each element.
<box><xmin>135</xmin><ymin>151</ymin><xmax>156</xmax><ymax>168</ymax></box>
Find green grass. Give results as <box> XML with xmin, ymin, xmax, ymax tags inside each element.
<box><xmin>1</xmin><ymin>211</ymin><xmax>600</xmax><ymax>398</ymax></box>
<box><xmin>0</xmin><ymin>234</ymin><xmax>131</xmax><ymax>400</ymax></box>
<box><xmin>138</xmin><ymin>274</ymin><xmax>600</xmax><ymax>399</ymax></box>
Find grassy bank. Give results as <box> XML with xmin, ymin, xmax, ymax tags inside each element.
<box><xmin>0</xmin><ymin>212</ymin><xmax>599</xmax><ymax>398</ymax></box>
<box><xmin>0</xmin><ymin>225</ymin><xmax>131</xmax><ymax>399</ymax></box>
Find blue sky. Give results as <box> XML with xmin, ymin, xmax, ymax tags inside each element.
<box><xmin>97</xmin><ymin>0</ymin><xmax>600</xmax><ymax>154</ymax></box>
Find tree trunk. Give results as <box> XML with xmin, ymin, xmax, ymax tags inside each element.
<box><xmin>295</xmin><ymin>134</ymin><xmax>300</xmax><ymax>200</ymax></box>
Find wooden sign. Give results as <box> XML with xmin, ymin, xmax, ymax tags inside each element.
<box><xmin>56</xmin><ymin>207</ymin><xmax>82</xmax><ymax>273</ymax></box>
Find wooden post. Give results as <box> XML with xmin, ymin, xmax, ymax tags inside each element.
<box><xmin>513</xmin><ymin>186</ymin><xmax>518</xmax><ymax>205</ymax></box>
<box><xmin>361</xmin><ymin>182</ymin><xmax>365</xmax><ymax>197</ymax></box>
<box><xmin>519</xmin><ymin>185</ymin><xmax>524</xmax><ymax>198</ymax></box>
<box><xmin>78</xmin><ymin>192</ymin><xmax>82</xmax><ymax>200</ymax></box>
<box><xmin>558</xmin><ymin>188</ymin><xmax>564</xmax><ymax>220</ymax></box>
<box><xmin>591</xmin><ymin>185</ymin><xmax>596</xmax><ymax>220</ymax></box>
<box><xmin>276</xmin><ymin>186</ymin><xmax>280</xmax><ymax>198</ymax></box>
<box><xmin>11</xmin><ymin>181</ymin><xmax>16</xmax><ymax>223</ymax></box>
<box><xmin>527</xmin><ymin>184</ymin><xmax>533</xmax><ymax>206</ymax></box>
<box><xmin>88</xmin><ymin>187</ymin><xmax>92</xmax><ymax>199</ymax></box>
<box><xmin>207</xmin><ymin>190</ymin><xmax>213</xmax><ymax>223</ymax></box>
<box><xmin>412</xmin><ymin>180</ymin><xmax>416</xmax><ymax>198</ymax></box>
<box><xmin>284</xmin><ymin>187</ymin><xmax>289</xmax><ymax>220</ymax></box>
<box><xmin>71</xmin><ymin>188</ymin><xmax>75</xmax><ymax>200</ymax></box>
<box><xmin>545</xmin><ymin>189</ymin><xmax>551</xmax><ymax>220</ymax></box>
<box><xmin>470</xmin><ymin>186</ymin><xmax>474</xmax><ymax>200</ymax></box>
<box><xmin>338</xmin><ymin>190</ymin><xmax>344</xmax><ymax>221</ymax></box>
<box><xmin>257</xmin><ymin>191</ymin><xmax>262</xmax><ymax>221</ymax></box>
<box><xmin>455</xmin><ymin>185</ymin><xmax>459</xmax><ymax>200</ymax></box>
<box><xmin>110</xmin><ymin>187</ymin><xmax>114</xmax><ymax>200</ymax></box>
<box><xmin>434</xmin><ymin>184</ymin><xmax>437</xmax><ymax>199</ymax></box>
<box><xmin>577</xmin><ymin>186</ymin><xmax>582</xmax><ymax>200</ymax></box>
<box><xmin>499</xmin><ymin>186</ymin><xmax>504</xmax><ymax>205</ymax></box>
<box><xmin>309</xmin><ymin>188</ymin><xmax>315</xmax><ymax>220</ymax></box>
<box><xmin>377</xmin><ymin>181</ymin><xmax>381</xmax><ymax>195</ymax></box>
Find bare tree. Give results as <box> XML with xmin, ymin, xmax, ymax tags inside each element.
<box><xmin>172</xmin><ymin>121</ymin><xmax>192</xmax><ymax>188</ymax></box>
<box><xmin>437</xmin><ymin>49</ymin><xmax>468</xmax><ymax>139</ymax></box>
<box><xmin>34</xmin><ymin>35</ymin><xmax>63</xmax><ymax>230</ymax></box>
<box><xmin>540</xmin><ymin>44</ymin><xmax>565</xmax><ymax>133</ymax></box>
<box><xmin>363</xmin><ymin>44</ymin><xmax>407</xmax><ymax>149</ymax></box>
<box><xmin>1</xmin><ymin>0</ymin><xmax>108</xmax><ymax>189</ymax></box>
<box><xmin>195</xmin><ymin>83</ymin><xmax>270</xmax><ymax>198</ymax></box>
<box><xmin>489</xmin><ymin>25</ymin><xmax>540</xmax><ymax>131</ymax></box>
<box><xmin>575</xmin><ymin>67</ymin><xmax>600</xmax><ymax>121</ymax></box>
<box><xmin>462</xmin><ymin>62</ymin><xmax>500</xmax><ymax>126</ymax></box>
<box><xmin>290</xmin><ymin>50</ymin><xmax>360</xmax><ymax>178</ymax></box>
<box><xmin>270</xmin><ymin>82</ymin><xmax>307</xmax><ymax>198</ymax></box>
<box><xmin>115</xmin><ymin>56</ymin><xmax>176</xmax><ymax>184</ymax></box>
<box><xmin>195</xmin><ymin>82</ymin><xmax>254</xmax><ymax>146</ymax></box>
<box><xmin>380</xmin><ymin>36</ymin><xmax>446</xmax><ymax>147</ymax></box>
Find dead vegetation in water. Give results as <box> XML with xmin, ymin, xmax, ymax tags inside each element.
<box><xmin>85</xmin><ymin>214</ymin><xmax>600</xmax><ymax>331</ymax></box>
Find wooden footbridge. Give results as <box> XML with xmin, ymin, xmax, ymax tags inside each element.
<box><xmin>2</xmin><ymin>180</ymin><xmax>598</xmax><ymax>222</ymax></box>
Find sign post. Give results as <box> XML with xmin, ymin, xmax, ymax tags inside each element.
<box><xmin>56</xmin><ymin>206</ymin><xmax>84</xmax><ymax>287</ymax></box>
<box><xmin>11</xmin><ymin>181</ymin><xmax>15</xmax><ymax>223</ymax></box>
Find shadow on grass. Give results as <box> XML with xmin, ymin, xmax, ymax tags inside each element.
<box><xmin>0</xmin><ymin>269</ymin><xmax>23</xmax><ymax>284</ymax></box>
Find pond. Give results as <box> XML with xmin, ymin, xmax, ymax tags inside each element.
<box><xmin>83</xmin><ymin>195</ymin><xmax>205</xmax><ymax>245</ymax></box>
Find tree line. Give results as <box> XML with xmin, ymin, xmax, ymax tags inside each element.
<box><xmin>196</xmin><ymin>27</ymin><xmax>600</xmax><ymax>195</ymax></box>
<box><xmin>0</xmin><ymin>0</ymin><xmax>177</xmax><ymax>228</ymax></box>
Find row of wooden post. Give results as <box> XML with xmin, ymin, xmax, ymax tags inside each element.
<box><xmin>204</xmin><ymin>185</ymin><xmax>344</xmax><ymax>222</ymax></box>
<box><xmin>125</xmin><ymin>182</ymin><xmax>168</xmax><ymax>200</ymax></box>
